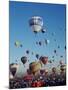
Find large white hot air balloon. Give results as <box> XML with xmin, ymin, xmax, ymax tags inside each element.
<box><xmin>29</xmin><ymin>16</ymin><xmax>43</xmax><ymax>33</ymax></box>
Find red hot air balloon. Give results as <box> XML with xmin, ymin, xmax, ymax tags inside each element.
<box><xmin>39</xmin><ymin>56</ymin><xmax>48</xmax><ymax>65</ymax></box>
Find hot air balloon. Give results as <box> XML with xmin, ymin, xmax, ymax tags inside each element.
<box><xmin>54</xmin><ymin>50</ymin><xmax>56</xmax><ymax>54</ymax></box>
<box><xmin>39</xmin><ymin>41</ymin><xmax>42</xmax><ymax>46</ymax></box>
<box><xmin>26</xmin><ymin>50</ymin><xmax>29</xmax><ymax>54</ymax></box>
<box><xmin>10</xmin><ymin>63</ymin><xmax>19</xmax><ymax>77</ymax></box>
<box><xmin>60</xmin><ymin>60</ymin><xmax>64</xmax><ymax>65</ymax></box>
<box><xmin>52</xmin><ymin>67</ymin><xmax>56</xmax><ymax>73</ymax></box>
<box><xmin>29</xmin><ymin>61</ymin><xmax>42</xmax><ymax>75</ymax></box>
<box><xmin>39</xmin><ymin>56</ymin><xmax>48</xmax><ymax>65</ymax></box>
<box><xmin>29</xmin><ymin>16</ymin><xmax>43</xmax><ymax>34</ymax></box>
<box><xmin>41</xmin><ymin>28</ymin><xmax>46</xmax><ymax>33</ymax></box>
<box><xmin>65</xmin><ymin>45</ymin><xmax>66</xmax><ymax>50</ymax></box>
<box><xmin>21</xmin><ymin>56</ymin><xmax>27</xmax><ymax>65</ymax></box>
<box><xmin>36</xmin><ymin>54</ymin><xmax>39</xmax><ymax>59</ymax></box>
<box><xmin>15</xmin><ymin>41</ymin><xmax>22</xmax><ymax>48</ymax></box>
<box><xmin>45</xmin><ymin>39</ymin><xmax>50</xmax><ymax>45</ymax></box>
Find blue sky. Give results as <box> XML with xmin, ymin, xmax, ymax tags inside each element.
<box><xmin>9</xmin><ymin>1</ymin><xmax>66</xmax><ymax>67</ymax></box>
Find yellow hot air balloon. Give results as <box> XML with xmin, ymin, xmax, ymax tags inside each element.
<box><xmin>29</xmin><ymin>61</ymin><xmax>42</xmax><ymax>75</ymax></box>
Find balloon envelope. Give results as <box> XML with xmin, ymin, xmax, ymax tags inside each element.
<box><xmin>39</xmin><ymin>41</ymin><xmax>42</xmax><ymax>46</ymax></box>
<box><xmin>65</xmin><ymin>45</ymin><xmax>66</xmax><ymax>50</ymax></box>
<box><xmin>21</xmin><ymin>56</ymin><xmax>27</xmax><ymax>64</ymax></box>
<box><xmin>36</xmin><ymin>54</ymin><xmax>39</xmax><ymax>59</ymax></box>
<box><xmin>26</xmin><ymin>50</ymin><xmax>29</xmax><ymax>54</ymax></box>
<box><xmin>45</xmin><ymin>39</ymin><xmax>50</xmax><ymax>45</ymax></box>
<box><xmin>10</xmin><ymin>63</ymin><xmax>19</xmax><ymax>77</ymax></box>
<box><xmin>60</xmin><ymin>60</ymin><xmax>63</xmax><ymax>65</ymax></box>
<box><xmin>54</xmin><ymin>50</ymin><xmax>56</xmax><ymax>53</ymax></box>
<box><xmin>29</xmin><ymin>16</ymin><xmax>43</xmax><ymax>33</ymax></box>
<box><xmin>41</xmin><ymin>28</ymin><xmax>46</xmax><ymax>33</ymax></box>
<box><xmin>15</xmin><ymin>41</ymin><xmax>22</xmax><ymax>47</ymax></box>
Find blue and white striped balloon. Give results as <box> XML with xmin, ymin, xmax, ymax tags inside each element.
<box><xmin>29</xmin><ymin>16</ymin><xmax>43</xmax><ymax>33</ymax></box>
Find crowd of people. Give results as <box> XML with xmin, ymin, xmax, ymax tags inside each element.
<box><xmin>9</xmin><ymin>65</ymin><xmax>66</xmax><ymax>89</ymax></box>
